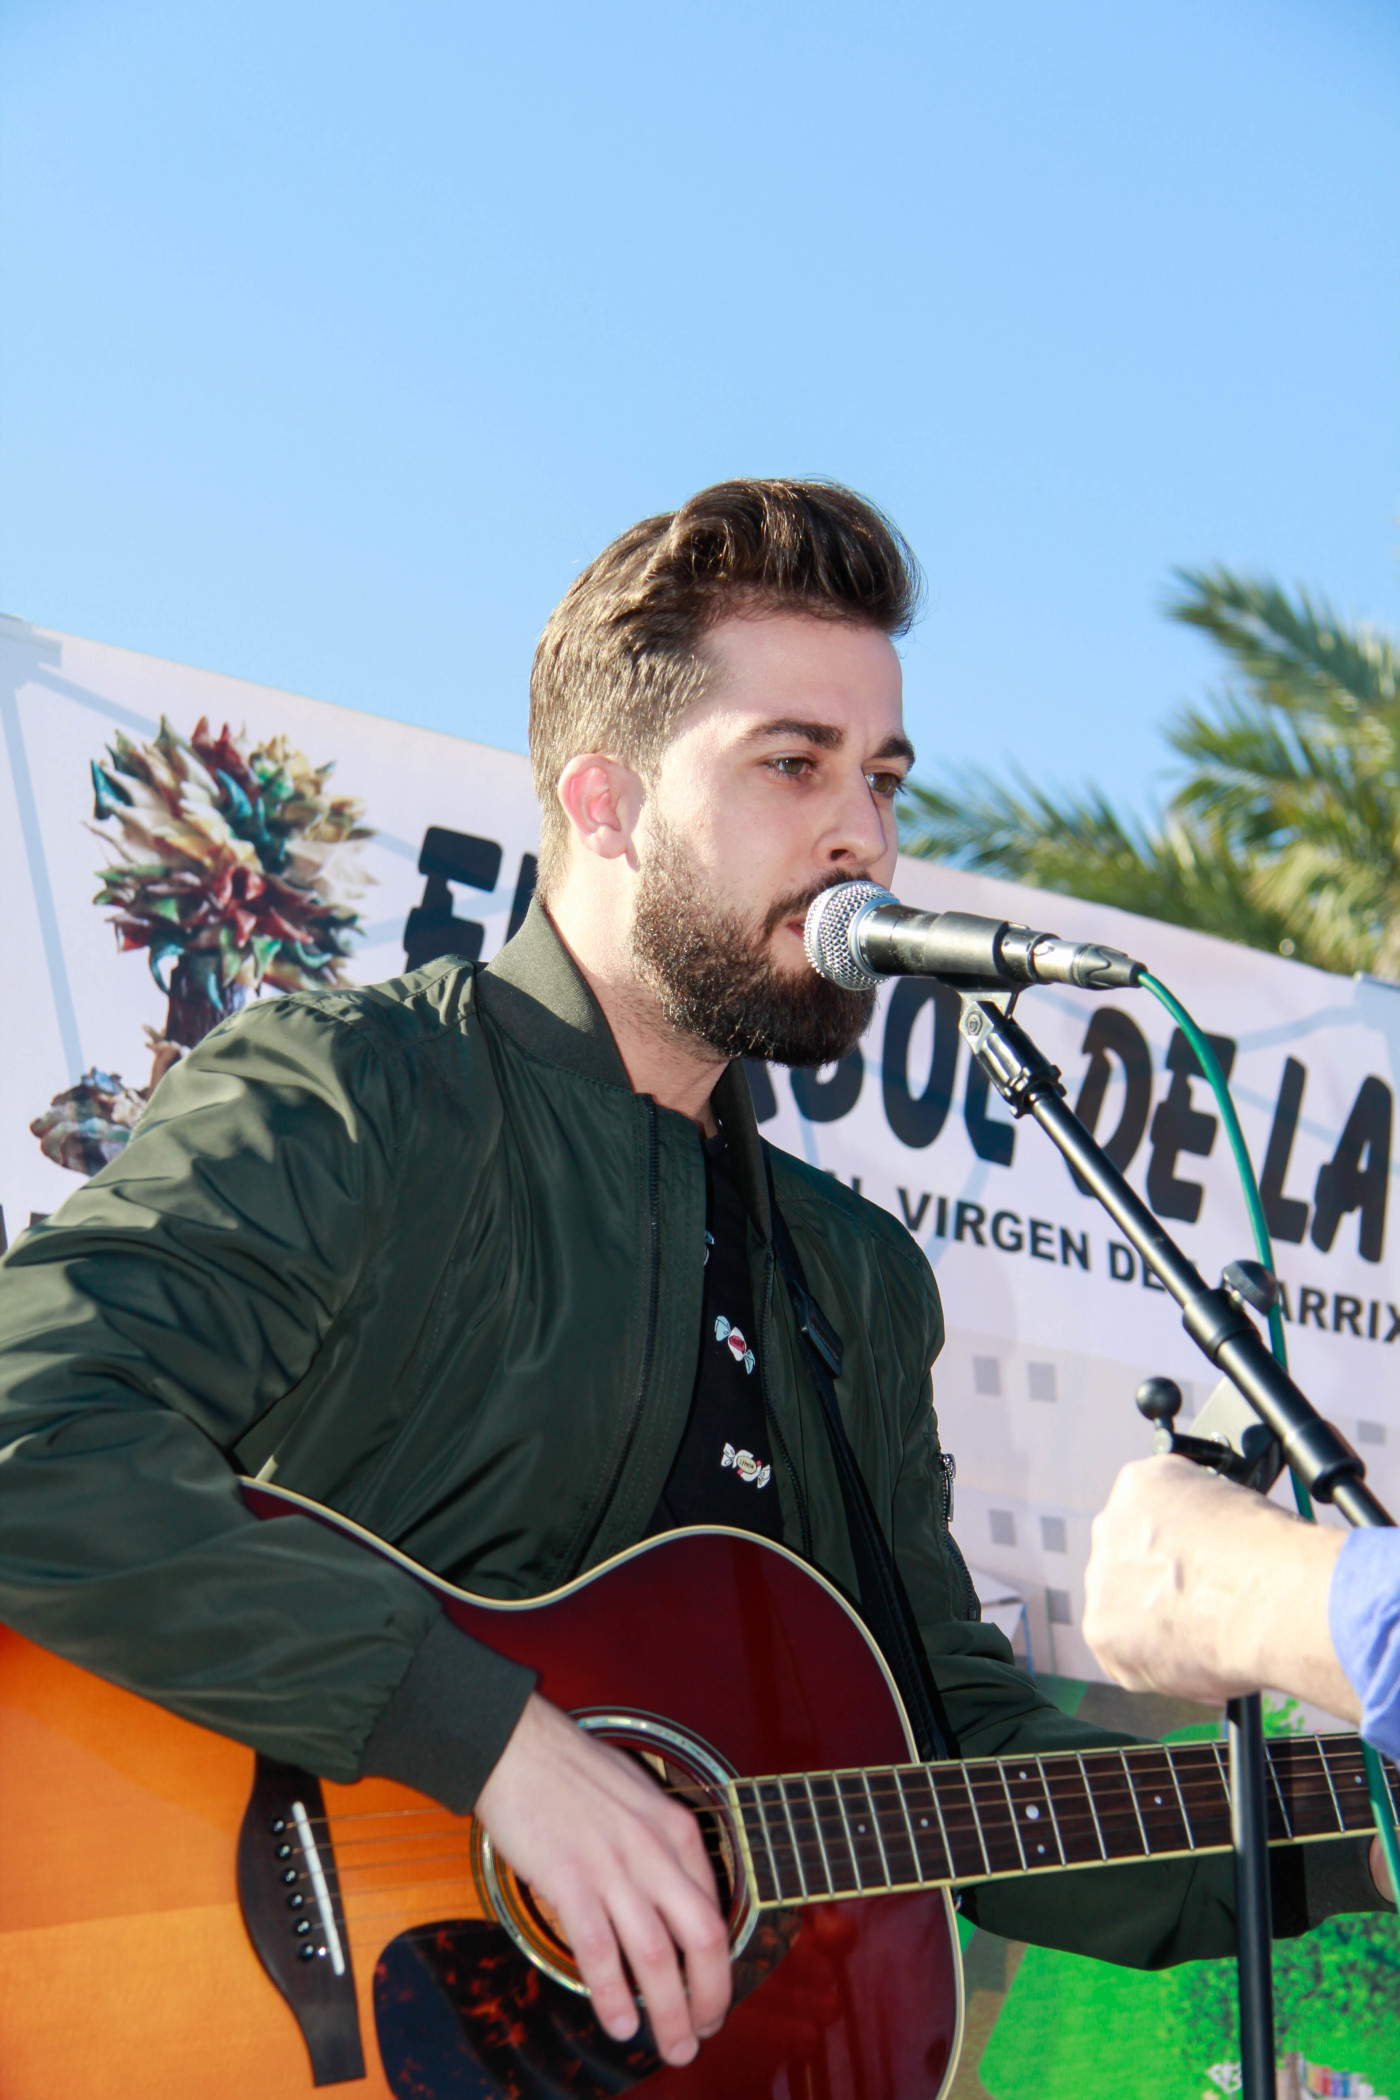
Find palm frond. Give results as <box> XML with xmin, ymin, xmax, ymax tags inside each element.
<box><xmin>1165</xmin><ymin>567</ymin><xmax>1399</xmax><ymax>720</ymax></box>
<box><xmin>900</xmin><ymin>558</ymin><xmax>1400</xmax><ymax>980</ymax></box>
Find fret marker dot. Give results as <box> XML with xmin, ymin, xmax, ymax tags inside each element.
<box><xmin>858</xmin><ymin>1823</ymin><xmax>866</xmax><ymax>1834</ymax></box>
<box><xmin>1037</xmin><ymin>1843</ymin><xmax>1045</xmax><ymax>1854</ymax></box>
<box><xmin>1154</xmin><ymin>1795</ymin><xmax>1162</xmax><ymax>1805</ymax></box>
<box><xmin>1024</xmin><ymin>1805</ymin><xmax>1040</xmax><ymax>1821</ymax></box>
<box><xmin>920</xmin><ymin>1818</ymin><xmax>928</xmax><ymax>1827</ymax></box>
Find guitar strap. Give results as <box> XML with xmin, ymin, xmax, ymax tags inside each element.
<box><xmin>765</xmin><ymin>1162</ymin><xmax>959</xmax><ymax>1765</ymax></box>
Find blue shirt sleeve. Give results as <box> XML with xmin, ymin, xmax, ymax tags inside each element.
<box><xmin>1328</xmin><ymin>1527</ymin><xmax>1400</xmax><ymax>1762</ymax></box>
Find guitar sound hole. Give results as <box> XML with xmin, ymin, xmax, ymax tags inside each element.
<box><xmin>476</xmin><ymin>1709</ymin><xmax>756</xmax><ymax>1994</ymax></box>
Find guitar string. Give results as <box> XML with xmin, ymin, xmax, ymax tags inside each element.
<box><xmin>326</xmin><ymin>1802</ymin><xmax>1375</xmax><ymax>1915</ymax></box>
<box><xmin>284</xmin><ymin>1743</ymin><xmax>1391</xmax><ymax>1905</ymax></box>
<box><xmin>314</xmin><ymin>1750</ymin><xmax>1386</xmax><ymax>1861</ymax></box>
<box><xmin>320</xmin><ymin>1775</ymin><xmax>1381</xmax><ymax>1898</ymax></box>
<box><xmin>301</xmin><ymin>1739</ymin><xmax>1389</xmax><ymax>1843</ymax></box>
<box><xmin>316</xmin><ymin>1772</ymin><xmax>1368</xmax><ymax>1873</ymax></box>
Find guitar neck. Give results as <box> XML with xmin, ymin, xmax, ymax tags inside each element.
<box><xmin>731</xmin><ymin>1732</ymin><xmax>1398</xmax><ymax>1906</ymax></box>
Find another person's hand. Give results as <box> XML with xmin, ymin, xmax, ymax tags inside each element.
<box><xmin>1083</xmin><ymin>1456</ymin><xmax>1397</xmax><ymax>1902</ymax></box>
<box><xmin>474</xmin><ymin>1692</ymin><xmax>732</xmax><ymax>2066</ymax></box>
<box><xmin>1083</xmin><ymin>1455</ymin><xmax>1356</xmax><ymax>1716</ymax></box>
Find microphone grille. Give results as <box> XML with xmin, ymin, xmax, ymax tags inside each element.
<box><xmin>804</xmin><ymin>881</ymin><xmax>896</xmax><ymax>990</ymax></box>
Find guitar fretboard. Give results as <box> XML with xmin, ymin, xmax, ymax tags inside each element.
<box><xmin>730</xmin><ymin>1735</ymin><xmax>1398</xmax><ymax>1906</ymax></box>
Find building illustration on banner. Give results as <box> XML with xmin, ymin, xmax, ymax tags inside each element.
<box><xmin>4</xmin><ymin>611</ymin><xmax>1399</xmax><ymax>1687</ymax></box>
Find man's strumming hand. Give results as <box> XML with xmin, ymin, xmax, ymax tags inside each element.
<box><xmin>474</xmin><ymin>1692</ymin><xmax>732</xmax><ymax>2066</ymax></box>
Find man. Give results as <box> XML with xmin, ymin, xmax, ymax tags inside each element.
<box><xmin>0</xmin><ymin>480</ymin><xmax>1386</xmax><ymax>2071</ymax></box>
<box><xmin>1084</xmin><ymin>1453</ymin><xmax>1400</xmax><ymax>1770</ymax></box>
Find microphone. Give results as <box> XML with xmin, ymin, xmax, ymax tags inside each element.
<box><xmin>803</xmin><ymin>880</ymin><xmax>1145</xmax><ymax>993</ymax></box>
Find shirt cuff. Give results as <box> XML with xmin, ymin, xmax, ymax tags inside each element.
<box><xmin>1329</xmin><ymin>1527</ymin><xmax>1400</xmax><ymax>1763</ymax></box>
<box><xmin>358</xmin><ymin>1610</ymin><xmax>538</xmax><ymax>1813</ymax></box>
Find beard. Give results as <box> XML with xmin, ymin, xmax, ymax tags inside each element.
<box><xmin>630</xmin><ymin>820</ymin><xmax>877</xmax><ymax>1068</ymax></box>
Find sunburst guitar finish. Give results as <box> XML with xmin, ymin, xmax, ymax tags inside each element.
<box><xmin>0</xmin><ymin>1490</ymin><xmax>963</xmax><ymax>2099</ymax></box>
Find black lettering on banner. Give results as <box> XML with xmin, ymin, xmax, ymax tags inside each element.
<box><xmin>1029</xmin><ymin>1219</ymin><xmax>1055</xmax><ymax>1262</ymax></box>
<box><xmin>1142</xmin><ymin>1263</ymin><xmax>1167</xmax><ymax>1293</ymax></box>
<box><xmin>935</xmin><ymin>1194</ymin><xmax>949</xmax><ymax>1237</ymax></box>
<box><xmin>790</xmin><ymin>1049</ymin><xmax>864</xmax><ymax>1124</ymax></box>
<box><xmin>1109</xmin><ymin>1242</ymin><xmax>1135</xmax><ymax>1281</ymax></box>
<box><xmin>1259</xmin><ymin>1056</ymin><xmax>1310</xmax><ymax>1245</ymax></box>
<box><xmin>1070</xmin><ymin>1007</ymin><xmax>1154</xmax><ymax>1195</ymax></box>
<box><xmin>1146</xmin><ymin>1028</ymin><xmax>1237</xmax><ymax>1224</ymax></box>
<box><xmin>881</xmin><ymin>980</ymin><xmax>961</xmax><ymax>1149</ymax></box>
<box><xmin>899</xmin><ymin>1189</ymin><xmax>932</xmax><ymax>1233</ymax></box>
<box><xmin>1061</xmin><ymin>1227</ymin><xmax>1090</xmax><ymax>1271</ymax></box>
<box><xmin>991</xmin><ymin>1210</ymin><xmax>1023</xmax><ymax>1252</ymax></box>
<box><xmin>965</xmin><ymin>1059</ymin><xmax>1015</xmax><ymax>1167</ymax></box>
<box><xmin>955</xmin><ymin>1201</ymin><xmax>987</xmax><ymax>1246</ymax></box>
<box><xmin>404</xmin><ymin>827</ymin><xmax>504</xmax><ymax>968</ymax></box>
<box><xmin>743</xmin><ymin>1059</ymin><xmax>780</xmax><ymax>1125</ymax></box>
<box><xmin>1299</xmin><ymin>1288</ymin><xmax>1327</xmax><ymax>1330</ymax></box>
<box><xmin>1257</xmin><ymin>1283</ymin><xmax>1400</xmax><ymax>1344</ymax></box>
<box><xmin>1311</xmin><ymin>1076</ymin><xmax>1392</xmax><ymax>1265</ymax></box>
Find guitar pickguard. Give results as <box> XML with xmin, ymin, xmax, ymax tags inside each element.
<box><xmin>372</xmin><ymin>1911</ymin><xmax>802</xmax><ymax>2100</ymax></box>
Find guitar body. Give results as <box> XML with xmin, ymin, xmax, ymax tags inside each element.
<box><xmin>0</xmin><ymin>1502</ymin><xmax>963</xmax><ymax>2099</ymax></box>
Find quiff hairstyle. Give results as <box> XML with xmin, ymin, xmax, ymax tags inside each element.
<box><xmin>529</xmin><ymin>477</ymin><xmax>923</xmax><ymax>895</ymax></box>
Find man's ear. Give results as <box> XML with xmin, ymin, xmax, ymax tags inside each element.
<box><xmin>555</xmin><ymin>752</ymin><xmax>646</xmax><ymax>865</ymax></box>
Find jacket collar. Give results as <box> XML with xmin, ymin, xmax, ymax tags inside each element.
<box><xmin>481</xmin><ymin>900</ymin><xmax>772</xmax><ymax>1238</ymax></box>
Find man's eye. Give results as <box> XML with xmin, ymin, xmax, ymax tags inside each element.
<box><xmin>770</xmin><ymin>756</ymin><xmax>813</xmax><ymax>778</ymax></box>
<box><xmin>867</xmin><ymin>771</ymin><xmax>907</xmax><ymax>800</ymax></box>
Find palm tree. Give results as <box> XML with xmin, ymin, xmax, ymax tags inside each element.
<box><xmin>900</xmin><ymin>568</ymin><xmax>1400</xmax><ymax>979</ymax></box>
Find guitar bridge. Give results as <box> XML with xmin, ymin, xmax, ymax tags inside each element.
<box><xmin>237</xmin><ymin>1756</ymin><xmax>365</xmax><ymax>2086</ymax></box>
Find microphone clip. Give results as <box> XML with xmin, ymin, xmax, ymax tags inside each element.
<box><xmin>958</xmin><ymin>996</ymin><xmax>1066</xmax><ymax>1120</ymax></box>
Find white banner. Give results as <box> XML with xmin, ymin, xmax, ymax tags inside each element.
<box><xmin>5</xmin><ymin>614</ymin><xmax>1398</xmax><ymax>1681</ymax></box>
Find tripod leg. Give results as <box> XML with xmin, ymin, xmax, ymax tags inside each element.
<box><xmin>1228</xmin><ymin>1693</ymin><xmax>1276</xmax><ymax>2100</ymax></box>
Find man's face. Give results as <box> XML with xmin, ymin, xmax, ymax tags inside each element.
<box><xmin>629</xmin><ymin>611</ymin><xmax>912</xmax><ymax>1066</ymax></box>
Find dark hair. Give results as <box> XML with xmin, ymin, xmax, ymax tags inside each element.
<box><xmin>529</xmin><ymin>478</ymin><xmax>922</xmax><ymax>892</ymax></box>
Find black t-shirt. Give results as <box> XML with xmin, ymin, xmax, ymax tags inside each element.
<box><xmin>647</xmin><ymin>1131</ymin><xmax>784</xmax><ymax>1540</ymax></box>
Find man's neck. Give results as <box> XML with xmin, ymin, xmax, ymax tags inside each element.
<box><xmin>542</xmin><ymin>902</ymin><xmax>725</xmax><ymax>1133</ymax></box>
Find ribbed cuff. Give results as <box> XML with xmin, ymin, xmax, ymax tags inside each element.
<box><xmin>358</xmin><ymin>1610</ymin><xmax>537</xmax><ymax>1813</ymax></box>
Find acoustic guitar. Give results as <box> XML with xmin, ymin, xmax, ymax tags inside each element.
<box><xmin>1</xmin><ymin>1480</ymin><xmax>1392</xmax><ymax>2099</ymax></box>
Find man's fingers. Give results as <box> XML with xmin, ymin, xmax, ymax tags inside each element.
<box><xmin>606</xmin><ymin>1882</ymin><xmax>700</xmax><ymax>2064</ymax></box>
<box><xmin>649</xmin><ymin>1863</ymin><xmax>732</xmax><ymax>2037</ymax></box>
<box><xmin>554</xmin><ymin>1885</ymin><xmax>641</xmax><ymax>2042</ymax></box>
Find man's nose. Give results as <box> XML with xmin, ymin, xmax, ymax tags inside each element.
<box><xmin>821</xmin><ymin>769</ymin><xmax>894</xmax><ymax>869</ymax></box>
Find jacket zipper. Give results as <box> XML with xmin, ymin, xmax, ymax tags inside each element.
<box><xmin>760</xmin><ymin>1244</ymin><xmax>812</xmax><ymax>1560</ymax></box>
<box><xmin>569</xmin><ymin>1094</ymin><xmax>661</xmax><ymax>1572</ymax></box>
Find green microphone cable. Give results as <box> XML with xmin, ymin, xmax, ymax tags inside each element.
<box><xmin>1138</xmin><ymin>970</ymin><xmax>1400</xmax><ymax>1901</ymax></box>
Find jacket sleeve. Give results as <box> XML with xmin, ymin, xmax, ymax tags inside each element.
<box><xmin>889</xmin><ymin>1271</ymin><xmax>1388</xmax><ymax>1965</ymax></box>
<box><xmin>0</xmin><ymin>995</ymin><xmax>534</xmax><ymax>1803</ymax></box>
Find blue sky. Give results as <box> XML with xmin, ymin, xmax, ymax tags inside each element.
<box><xmin>2</xmin><ymin>0</ymin><xmax>1397</xmax><ymax>821</ymax></box>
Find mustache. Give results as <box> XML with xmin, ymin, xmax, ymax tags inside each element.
<box><xmin>761</xmin><ymin>872</ymin><xmax>875</xmax><ymax>943</ymax></box>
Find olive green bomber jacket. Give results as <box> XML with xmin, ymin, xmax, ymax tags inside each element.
<box><xmin>0</xmin><ymin>904</ymin><xmax>1380</xmax><ymax>1964</ymax></box>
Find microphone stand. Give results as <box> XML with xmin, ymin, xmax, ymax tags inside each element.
<box><xmin>953</xmin><ymin>991</ymin><xmax>1396</xmax><ymax>2100</ymax></box>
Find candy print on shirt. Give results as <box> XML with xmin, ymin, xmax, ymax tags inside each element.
<box><xmin>713</xmin><ymin>1315</ymin><xmax>755</xmax><ymax>1374</ymax></box>
<box><xmin>721</xmin><ymin>1442</ymin><xmax>772</xmax><ymax>1489</ymax></box>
